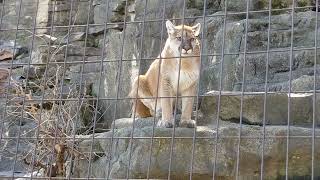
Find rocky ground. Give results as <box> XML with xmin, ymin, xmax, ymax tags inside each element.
<box><xmin>74</xmin><ymin>117</ymin><xmax>320</xmax><ymax>179</ymax></box>
<box><xmin>0</xmin><ymin>0</ymin><xmax>320</xmax><ymax>179</ymax></box>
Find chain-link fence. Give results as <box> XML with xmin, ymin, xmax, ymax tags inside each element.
<box><xmin>0</xmin><ymin>0</ymin><xmax>319</xmax><ymax>179</ymax></box>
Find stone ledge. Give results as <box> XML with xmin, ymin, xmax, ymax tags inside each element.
<box><xmin>200</xmin><ymin>91</ymin><xmax>320</xmax><ymax>126</ymax></box>
<box><xmin>74</xmin><ymin>118</ymin><xmax>320</xmax><ymax>179</ymax></box>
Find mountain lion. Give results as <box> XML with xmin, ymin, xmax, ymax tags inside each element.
<box><xmin>129</xmin><ymin>20</ymin><xmax>201</xmax><ymax>128</ymax></box>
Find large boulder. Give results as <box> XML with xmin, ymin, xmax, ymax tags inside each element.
<box><xmin>201</xmin><ymin>11</ymin><xmax>320</xmax><ymax>93</ymax></box>
<box><xmin>73</xmin><ymin>118</ymin><xmax>320</xmax><ymax>179</ymax></box>
<box><xmin>92</xmin><ymin>28</ymin><xmax>136</xmax><ymax>126</ymax></box>
<box><xmin>200</xmin><ymin>91</ymin><xmax>320</xmax><ymax>126</ymax></box>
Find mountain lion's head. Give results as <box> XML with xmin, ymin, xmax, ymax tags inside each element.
<box><xmin>166</xmin><ymin>20</ymin><xmax>201</xmax><ymax>57</ymax></box>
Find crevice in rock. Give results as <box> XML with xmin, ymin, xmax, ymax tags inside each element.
<box><xmin>221</xmin><ymin>117</ymin><xmax>262</xmax><ymax>126</ymax></box>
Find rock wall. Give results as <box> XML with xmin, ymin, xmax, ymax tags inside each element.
<box><xmin>0</xmin><ymin>0</ymin><xmax>320</xmax><ymax>179</ymax></box>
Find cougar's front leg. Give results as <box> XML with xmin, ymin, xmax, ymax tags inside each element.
<box><xmin>157</xmin><ymin>79</ymin><xmax>174</xmax><ymax>128</ymax></box>
<box><xmin>179</xmin><ymin>84</ymin><xmax>196</xmax><ymax>128</ymax></box>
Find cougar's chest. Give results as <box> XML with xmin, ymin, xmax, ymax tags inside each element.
<box><xmin>170</xmin><ymin>59</ymin><xmax>199</xmax><ymax>92</ymax></box>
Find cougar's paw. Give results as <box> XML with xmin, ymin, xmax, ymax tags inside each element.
<box><xmin>155</xmin><ymin>109</ymin><xmax>162</xmax><ymax>118</ymax></box>
<box><xmin>179</xmin><ymin>120</ymin><xmax>196</xmax><ymax>128</ymax></box>
<box><xmin>157</xmin><ymin>119</ymin><xmax>174</xmax><ymax>128</ymax></box>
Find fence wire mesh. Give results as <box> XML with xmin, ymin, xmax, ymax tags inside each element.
<box><xmin>0</xmin><ymin>0</ymin><xmax>319</xmax><ymax>179</ymax></box>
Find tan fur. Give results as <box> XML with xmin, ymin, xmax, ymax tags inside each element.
<box><xmin>129</xmin><ymin>21</ymin><xmax>201</xmax><ymax>127</ymax></box>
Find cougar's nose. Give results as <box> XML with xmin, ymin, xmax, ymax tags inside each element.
<box><xmin>182</xmin><ymin>44</ymin><xmax>192</xmax><ymax>51</ymax></box>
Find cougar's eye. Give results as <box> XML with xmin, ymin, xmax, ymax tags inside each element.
<box><xmin>176</xmin><ymin>37</ymin><xmax>182</xmax><ymax>41</ymax></box>
<box><xmin>190</xmin><ymin>38</ymin><xmax>195</xmax><ymax>41</ymax></box>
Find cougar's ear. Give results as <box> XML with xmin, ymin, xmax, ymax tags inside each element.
<box><xmin>166</xmin><ymin>20</ymin><xmax>176</xmax><ymax>35</ymax></box>
<box><xmin>192</xmin><ymin>23</ymin><xmax>201</xmax><ymax>36</ymax></box>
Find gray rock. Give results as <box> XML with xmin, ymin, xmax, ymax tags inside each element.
<box><xmin>91</xmin><ymin>28</ymin><xmax>136</xmax><ymax>127</ymax></box>
<box><xmin>36</xmin><ymin>45</ymin><xmax>102</xmax><ymax>57</ymax></box>
<box><xmin>0</xmin><ymin>41</ymin><xmax>28</xmax><ymax>60</ymax></box>
<box><xmin>199</xmin><ymin>12</ymin><xmax>241</xmax><ymax>94</ymax></box>
<box><xmin>221</xmin><ymin>0</ymin><xmax>314</xmax><ymax>12</ymax></box>
<box><xmin>0</xmin><ymin>115</ymin><xmax>36</xmax><ymax>172</ymax></box>
<box><xmin>68</xmin><ymin>40</ymin><xmax>98</xmax><ymax>48</ymax></box>
<box><xmin>201</xmin><ymin>11</ymin><xmax>320</xmax><ymax>92</ymax></box>
<box><xmin>291</xmin><ymin>75</ymin><xmax>320</xmax><ymax>91</ymax></box>
<box><xmin>209</xmin><ymin>19</ymin><xmax>245</xmax><ymax>91</ymax></box>
<box><xmin>238</xmin><ymin>66</ymin><xmax>320</xmax><ymax>92</ymax></box>
<box><xmin>0</xmin><ymin>56</ymin><xmax>31</xmax><ymax>70</ymax></box>
<box><xmin>91</xmin><ymin>0</ymin><xmax>137</xmax><ymax>35</ymax></box>
<box><xmin>58</xmin><ymin>32</ymin><xmax>97</xmax><ymax>47</ymax></box>
<box><xmin>112</xmin><ymin>117</ymin><xmax>157</xmax><ymax>129</ymax></box>
<box><xmin>45</xmin><ymin>0</ymin><xmax>94</xmax><ymax>33</ymax></box>
<box><xmin>93</xmin><ymin>0</ymin><xmax>135</xmax><ymax>24</ymax></box>
<box><xmin>234</xmin><ymin>49</ymin><xmax>320</xmax><ymax>91</ymax></box>
<box><xmin>52</xmin><ymin>54</ymin><xmax>102</xmax><ymax>63</ymax></box>
<box><xmin>187</xmin><ymin>0</ymin><xmax>221</xmax><ymax>14</ymax></box>
<box><xmin>28</xmin><ymin>45</ymin><xmax>104</xmax><ymax>79</ymax></box>
<box><xmin>66</xmin><ymin>72</ymin><xmax>99</xmax><ymax>86</ymax></box>
<box><xmin>69</xmin><ymin>63</ymin><xmax>102</xmax><ymax>74</ymax></box>
<box><xmin>8</xmin><ymin>0</ymin><xmax>94</xmax><ymax>37</ymax></box>
<box><xmin>0</xmin><ymin>171</ymin><xmax>30</xmax><ymax>179</ymax></box>
<box><xmin>200</xmin><ymin>91</ymin><xmax>320</xmax><ymax>126</ymax></box>
<box><xmin>22</xmin><ymin>65</ymin><xmax>39</xmax><ymax>79</ymax></box>
<box><xmin>73</xmin><ymin>119</ymin><xmax>320</xmax><ymax>179</ymax></box>
<box><xmin>0</xmin><ymin>68</ymin><xmax>9</xmax><ymax>81</ymax></box>
<box><xmin>111</xmin><ymin>115</ymin><xmax>184</xmax><ymax>129</ymax></box>
<box><xmin>0</xmin><ymin>0</ymin><xmax>47</xmax><ymax>43</ymax></box>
